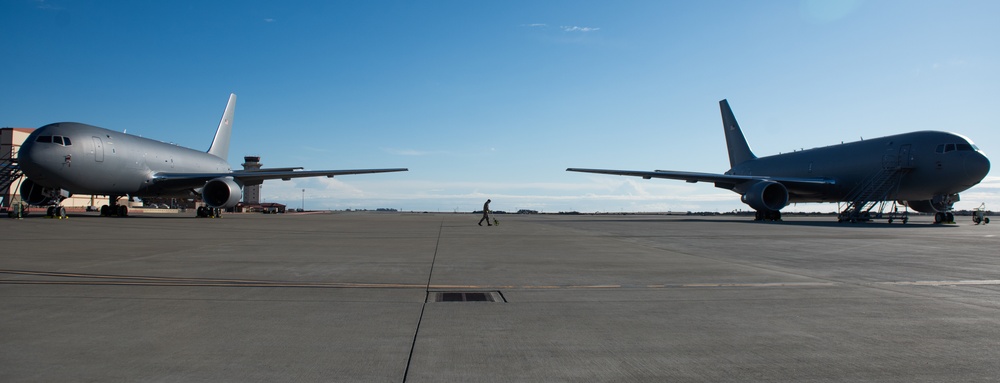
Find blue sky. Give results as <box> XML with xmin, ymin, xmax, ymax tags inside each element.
<box><xmin>3</xmin><ymin>0</ymin><xmax>997</xmax><ymax>213</ymax></box>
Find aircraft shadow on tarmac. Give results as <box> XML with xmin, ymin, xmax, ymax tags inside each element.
<box><xmin>13</xmin><ymin>212</ymin><xmax>194</xmax><ymax>220</ymax></box>
<box><xmin>556</xmin><ymin>216</ymin><xmax>959</xmax><ymax>229</ymax></box>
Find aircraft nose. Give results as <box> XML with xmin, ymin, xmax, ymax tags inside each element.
<box><xmin>16</xmin><ymin>141</ymin><xmax>40</xmax><ymax>174</ymax></box>
<box><xmin>965</xmin><ymin>152</ymin><xmax>991</xmax><ymax>182</ymax></box>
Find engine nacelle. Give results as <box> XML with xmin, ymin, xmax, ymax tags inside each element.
<box><xmin>19</xmin><ymin>178</ymin><xmax>71</xmax><ymax>206</ymax></box>
<box><xmin>201</xmin><ymin>177</ymin><xmax>243</xmax><ymax>208</ymax></box>
<box><xmin>905</xmin><ymin>194</ymin><xmax>959</xmax><ymax>213</ymax></box>
<box><xmin>741</xmin><ymin>181</ymin><xmax>788</xmax><ymax>212</ymax></box>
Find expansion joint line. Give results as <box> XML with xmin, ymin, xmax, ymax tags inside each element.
<box><xmin>402</xmin><ymin>218</ymin><xmax>444</xmax><ymax>383</ymax></box>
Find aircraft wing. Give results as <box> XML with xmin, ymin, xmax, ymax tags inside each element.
<box><xmin>152</xmin><ymin>168</ymin><xmax>408</xmax><ymax>189</ymax></box>
<box><xmin>566</xmin><ymin>168</ymin><xmax>835</xmax><ymax>187</ymax></box>
<box><xmin>229</xmin><ymin>168</ymin><xmax>408</xmax><ymax>184</ymax></box>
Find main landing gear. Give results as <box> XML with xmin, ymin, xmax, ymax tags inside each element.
<box><xmin>196</xmin><ymin>206</ymin><xmax>223</xmax><ymax>218</ymax></box>
<box><xmin>99</xmin><ymin>195</ymin><xmax>129</xmax><ymax>217</ymax></box>
<box><xmin>754</xmin><ymin>210</ymin><xmax>782</xmax><ymax>222</ymax></box>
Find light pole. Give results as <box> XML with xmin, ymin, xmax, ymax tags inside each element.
<box><xmin>301</xmin><ymin>189</ymin><xmax>305</xmax><ymax>211</ymax></box>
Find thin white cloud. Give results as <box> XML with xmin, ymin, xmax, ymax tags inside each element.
<box><xmin>913</xmin><ymin>58</ymin><xmax>971</xmax><ymax>76</ymax></box>
<box><xmin>561</xmin><ymin>26</ymin><xmax>600</xmax><ymax>32</ymax></box>
<box><xmin>264</xmin><ymin>18</ymin><xmax>275</xmax><ymax>23</ymax></box>
<box><xmin>383</xmin><ymin>148</ymin><xmax>445</xmax><ymax>156</ymax></box>
<box><xmin>523</xmin><ymin>23</ymin><xmax>547</xmax><ymax>28</ymax></box>
<box><xmin>259</xmin><ymin>177</ymin><xmax>740</xmax><ymax>213</ymax></box>
<box><xmin>248</xmin><ymin>173</ymin><xmax>1000</xmax><ymax>213</ymax></box>
<box><xmin>33</xmin><ymin>0</ymin><xmax>65</xmax><ymax>11</ymax></box>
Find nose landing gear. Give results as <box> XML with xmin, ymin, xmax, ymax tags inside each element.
<box><xmin>45</xmin><ymin>205</ymin><xmax>68</xmax><ymax>219</ymax></box>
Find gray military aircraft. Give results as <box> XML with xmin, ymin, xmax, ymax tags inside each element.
<box><xmin>568</xmin><ymin>99</ymin><xmax>991</xmax><ymax>223</ymax></box>
<box><xmin>17</xmin><ymin>93</ymin><xmax>407</xmax><ymax>217</ymax></box>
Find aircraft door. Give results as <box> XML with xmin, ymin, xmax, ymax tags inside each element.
<box><xmin>898</xmin><ymin>144</ymin><xmax>913</xmax><ymax>168</ymax></box>
<box><xmin>92</xmin><ymin>136</ymin><xmax>105</xmax><ymax>162</ymax></box>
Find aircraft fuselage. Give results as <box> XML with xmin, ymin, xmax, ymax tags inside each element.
<box><xmin>14</xmin><ymin>93</ymin><xmax>407</xmax><ymax>217</ymax></box>
<box><xmin>729</xmin><ymin>130</ymin><xmax>990</xmax><ymax>203</ymax></box>
<box><xmin>19</xmin><ymin>122</ymin><xmax>230</xmax><ymax>197</ymax></box>
<box><xmin>568</xmin><ymin>99</ymin><xmax>990</xmax><ymax>220</ymax></box>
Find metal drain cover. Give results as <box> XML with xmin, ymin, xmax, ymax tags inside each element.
<box><xmin>429</xmin><ymin>291</ymin><xmax>505</xmax><ymax>302</ymax></box>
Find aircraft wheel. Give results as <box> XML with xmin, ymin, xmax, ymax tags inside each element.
<box><xmin>946</xmin><ymin>212</ymin><xmax>955</xmax><ymax>223</ymax></box>
<box><xmin>58</xmin><ymin>206</ymin><xmax>67</xmax><ymax>219</ymax></box>
<box><xmin>118</xmin><ymin>205</ymin><xmax>128</xmax><ymax>217</ymax></box>
<box><xmin>100</xmin><ymin>205</ymin><xmax>110</xmax><ymax>216</ymax></box>
<box><xmin>985</xmin><ymin>217</ymin><xmax>990</xmax><ymax>224</ymax></box>
<box><xmin>46</xmin><ymin>206</ymin><xmax>54</xmax><ymax>218</ymax></box>
<box><xmin>934</xmin><ymin>212</ymin><xmax>945</xmax><ymax>224</ymax></box>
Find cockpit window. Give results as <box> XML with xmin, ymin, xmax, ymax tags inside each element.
<box><xmin>34</xmin><ymin>135</ymin><xmax>72</xmax><ymax>146</ymax></box>
<box><xmin>936</xmin><ymin>143</ymin><xmax>978</xmax><ymax>154</ymax></box>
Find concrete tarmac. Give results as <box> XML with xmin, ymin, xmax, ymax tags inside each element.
<box><xmin>2</xmin><ymin>212</ymin><xmax>999</xmax><ymax>382</ymax></box>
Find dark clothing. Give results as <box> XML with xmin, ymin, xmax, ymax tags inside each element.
<box><xmin>478</xmin><ymin>200</ymin><xmax>491</xmax><ymax>226</ymax></box>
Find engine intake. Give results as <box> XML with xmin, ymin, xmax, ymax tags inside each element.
<box><xmin>905</xmin><ymin>194</ymin><xmax>959</xmax><ymax>213</ymax></box>
<box><xmin>201</xmin><ymin>177</ymin><xmax>243</xmax><ymax>208</ymax></box>
<box><xmin>741</xmin><ymin>181</ymin><xmax>788</xmax><ymax>212</ymax></box>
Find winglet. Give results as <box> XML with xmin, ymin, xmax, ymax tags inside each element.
<box><xmin>719</xmin><ymin>99</ymin><xmax>756</xmax><ymax>168</ymax></box>
<box><xmin>208</xmin><ymin>93</ymin><xmax>237</xmax><ymax>160</ymax></box>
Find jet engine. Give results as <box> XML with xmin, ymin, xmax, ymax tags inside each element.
<box><xmin>905</xmin><ymin>194</ymin><xmax>959</xmax><ymax>213</ymax></box>
<box><xmin>201</xmin><ymin>177</ymin><xmax>243</xmax><ymax>208</ymax></box>
<box><xmin>741</xmin><ymin>180</ymin><xmax>788</xmax><ymax>212</ymax></box>
<box><xmin>19</xmin><ymin>178</ymin><xmax>71</xmax><ymax>206</ymax></box>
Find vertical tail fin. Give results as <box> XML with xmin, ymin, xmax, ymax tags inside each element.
<box><xmin>719</xmin><ymin>99</ymin><xmax>756</xmax><ymax>168</ymax></box>
<box><xmin>208</xmin><ymin>93</ymin><xmax>237</xmax><ymax>160</ymax></box>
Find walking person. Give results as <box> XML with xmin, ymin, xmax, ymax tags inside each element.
<box><xmin>478</xmin><ymin>199</ymin><xmax>492</xmax><ymax>226</ymax></box>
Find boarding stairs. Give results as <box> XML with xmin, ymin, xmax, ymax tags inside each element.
<box><xmin>2</xmin><ymin>149</ymin><xmax>23</xmax><ymax>208</ymax></box>
<box><xmin>837</xmin><ymin>166</ymin><xmax>909</xmax><ymax>223</ymax></box>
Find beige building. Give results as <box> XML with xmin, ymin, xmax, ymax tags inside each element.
<box><xmin>2</xmin><ymin>127</ymin><xmax>101</xmax><ymax>209</ymax></box>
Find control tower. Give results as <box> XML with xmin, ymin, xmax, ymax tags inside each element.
<box><xmin>241</xmin><ymin>156</ymin><xmax>262</xmax><ymax>205</ymax></box>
